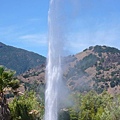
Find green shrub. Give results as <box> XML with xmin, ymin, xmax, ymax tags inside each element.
<box><xmin>68</xmin><ymin>91</ymin><xmax>120</xmax><ymax>120</ymax></box>
<box><xmin>9</xmin><ymin>91</ymin><xmax>44</xmax><ymax>120</ymax></box>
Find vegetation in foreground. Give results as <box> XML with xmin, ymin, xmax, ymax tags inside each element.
<box><xmin>0</xmin><ymin>66</ymin><xmax>44</xmax><ymax>120</ymax></box>
<box><xmin>0</xmin><ymin>66</ymin><xmax>19</xmax><ymax>120</ymax></box>
<box><xmin>1</xmin><ymin>65</ymin><xmax>120</xmax><ymax>120</ymax></box>
<box><xmin>9</xmin><ymin>91</ymin><xmax>44</xmax><ymax>120</ymax></box>
<box><xmin>10</xmin><ymin>90</ymin><xmax>120</xmax><ymax>120</ymax></box>
<box><xmin>67</xmin><ymin>91</ymin><xmax>120</xmax><ymax>120</ymax></box>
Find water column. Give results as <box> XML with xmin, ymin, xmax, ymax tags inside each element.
<box><xmin>45</xmin><ymin>0</ymin><xmax>63</xmax><ymax>120</ymax></box>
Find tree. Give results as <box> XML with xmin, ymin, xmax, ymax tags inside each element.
<box><xmin>68</xmin><ymin>91</ymin><xmax>120</xmax><ymax>120</ymax></box>
<box><xmin>9</xmin><ymin>91</ymin><xmax>44</xmax><ymax>120</ymax></box>
<box><xmin>0</xmin><ymin>66</ymin><xmax>20</xmax><ymax>120</ymax></box>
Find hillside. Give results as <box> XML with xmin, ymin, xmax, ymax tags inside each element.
<box><xmin>64</xmin><ymin>45</ymin><xmax>120</xmax><ymax>94</ymax></box>
<box><xmin>0</xmin><ymin>42</ymin><xmax>46</xmax><ymax>74</ymax></box>
<box><xmin>18</xmin><ymin>45</ymin><xmax>120</xmax><ymax>94</ymax></box>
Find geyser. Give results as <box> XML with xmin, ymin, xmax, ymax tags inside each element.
<box><xmin>45</xmin><ymin>0</ymin><xmax>64</xmax><ymax>120</ymax></box>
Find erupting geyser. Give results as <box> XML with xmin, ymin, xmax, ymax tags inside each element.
<box><xmin>45</xmin><ymin>0</ymin><xmax>64</xmax><ymax>120</ymax></box>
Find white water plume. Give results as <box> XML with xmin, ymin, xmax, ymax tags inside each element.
<box><xmin>45</xmin><ymin>0</ymin><xmax>64</xmax><ymax>120</ymax></box>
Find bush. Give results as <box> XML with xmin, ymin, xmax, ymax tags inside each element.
<box><xmin>9</xmin><ymin>91</ymin><xmax>44</xmax><ymax>120</ymax></box>
<box><xmin>110</xmin><ymin>81</ymin><xmax>116</xmax><ymax>88</ymax></box>
<box><xmin>68</xmin><ymin>91</ymin><xmax>120</xmax><ymax>120</ymax></box>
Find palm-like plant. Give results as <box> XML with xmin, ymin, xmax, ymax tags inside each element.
<box><xmin>0</xmin><ymin>66</ymin><xmax>20</xmax><ymax>120</ymax></box>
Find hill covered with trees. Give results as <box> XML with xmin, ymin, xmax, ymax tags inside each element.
<box><xmin>0</xmin><ymin>42</ymin><xmax>46</xmax><ymax>74</ymax></box>
<box><xmin>64</xmin><ymin>45</ymin><xmax>120</xmax><ymax>94</ymax></box>
<box><xmin>18</xmin><ymin>45</ymin><xmax>120</xmax><ymax>94</ymax></box>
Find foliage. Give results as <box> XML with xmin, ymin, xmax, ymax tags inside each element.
<box><xmin>0</xmin><ymin>66</ymin><xmax>20</xmax><ymax>92</ymax></box>
<box><xmin>0</xmin><ymin>66</ymin><xmax>20</xmax><ymax>120</ymax></box>
<box><xmin>68</xmin><ymin>91</ymin><xmax>120</xmax><ymax>120</ymax></box>
<box><xmin>110</xmin><ymin>81</ymin><xmax>116</xmax><ymax>88</ymax></box>
<box><xmin>66</xmin><ymin>54</ymin><xmax>98</xmax><ymax>81</ymax></box>
<box><xmin>0</xmin><ymin>43</ymin><xmax>46</xmax><ymax>74</ymax></box>
<box><xmin>59</xmin><ymin>109</ymin><xmax>70</xmax><ymax>120</ymax></box>
<box><xmin>24</xmin><ymin>81</ymin><xmax>45</xmax><ymax>101</ymax></box>
<box><xmin>83</xmin><ymin>54</ymin><xmax>98</xmax><ymax>69</ymax></box>
<box><xmin>76</xmin><ymin>54</ymin><xmax>98</xmax><ymax>71</ymax></box>
<box><xmin>0</xmin><ymin>66</ymin><xmax>45</xmax><ymax>119</ymax></box>
<box><xmin>9</xmin><ymin>91</ymin><xmax>44</xmax><ymax>120</ymax></box>
<box><xmin>93</xmin><ymin>45</ymin><xmax>120</xmax><ymax>54</ymax></box>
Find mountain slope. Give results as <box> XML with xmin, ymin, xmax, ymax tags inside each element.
<box><xmin>17</xmin><ymin>45</ymin><xmax>120</xmax><ymax>94</ymax></box>
<box><xmin>0</xmin><ymin>42</ymin><xmax>46</xmax><ymax>74</ymax></box>
<box><xmin>64</xmin><ymin>45</ymin><xmax>120</xmax><ymax>94</ymax></box>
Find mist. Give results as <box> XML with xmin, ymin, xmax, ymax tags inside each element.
<box><xmin>45</xmin><ymin>0</ymin><xmax>81</xmax><ymax>120</ymax></box>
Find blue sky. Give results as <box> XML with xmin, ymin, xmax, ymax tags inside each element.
<box><xmin>0</xmin><ymin>0</ymin><xmax>120</xmax><ymax>56</ymax></box>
